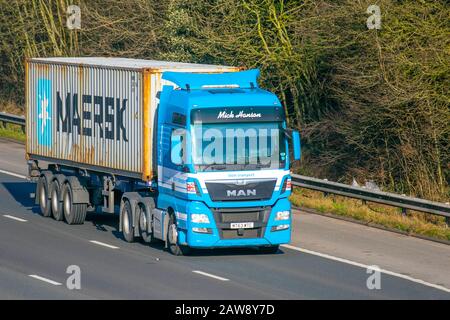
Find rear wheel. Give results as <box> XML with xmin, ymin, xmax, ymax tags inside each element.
<box><xmin>38</xmin><ymin>175</ymin><xmax>52</xmax><ymax>217</ymax></box>
<box><xmin>259</xmin><ymin>245</ymin><xmax>279</xmax><ymax>254</ymax></box>
<box><xmin>122</xmin><ymin>200</ymin><xmax>135</xmax><ymax>242</ymax></box>
<box><xmin>62</xmin><ymin>181</ymin><xmax>87</xmax><ymax>225</ymax></box>
<box><xmin>50</xmin><ymin>179</ymin><xmax>64</xmax><ymax>221</ymax></box>
<box><xmin>167</xmin><ymin>213</ymin><xmax>190</xmax><ymax>256</ymax></box>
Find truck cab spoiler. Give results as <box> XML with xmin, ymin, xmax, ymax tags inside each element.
<box><xmin>162</xmin><ymin>68</ymin><xmax>260</xmax><ymax>90</ymax></box>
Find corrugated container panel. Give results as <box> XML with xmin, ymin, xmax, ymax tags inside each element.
<box><xmin>26</xmin><ymin>58</ymin><xmax>239</xmax><ymax>180</ymax></box>
<box><xmin>26</xmin><ymin>61</ymin><xmax>143</xmax><ymax>177</ymax></box>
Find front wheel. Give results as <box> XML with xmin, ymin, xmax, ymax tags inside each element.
<box><xmin>167</xmin><ymin>214</ymin><xmax>190</xmax><ymax>256</ymax></box>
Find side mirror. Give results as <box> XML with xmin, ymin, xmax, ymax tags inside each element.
<box><xmin>292</xmin><ymin>130</ymin><xmax>301</xmax><ymax>160</ymax></box>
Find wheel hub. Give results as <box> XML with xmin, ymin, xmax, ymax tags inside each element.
<box><xmin>51</xmin><ymin>188</ymin><xmax>58</xmax><ymax>213</ymax></box>
<box><xmin>168</xmin><ymin>223</ymin><xmax>178</xmax><ymax>244</ymax></box>
<box><xmin>40</xmin><ymin>184</ymin><xmax>47</xmax><ymax>209</ymax></box>
<box><xmin>123</xmin><ymin>210</ymin><xmax>130</xmax><ymax>234</ymax></box>
<box><xmin>64</xmin><ymin>191</ymin><xmax>71</xmax><ymax>216</ymax></box>
<box><xmin>139</xmin><ymin>210</ymin><xmax>147</xmax><ymax>232</ymax></box>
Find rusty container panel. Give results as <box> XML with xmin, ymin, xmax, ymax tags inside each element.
<box><xmin>26</xmin><ymin>61</ymin><xmax>144</xmax><ymax>178</ymax></box>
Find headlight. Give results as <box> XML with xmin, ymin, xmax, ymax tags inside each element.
<box><xmin>281</xmin><ymin>177</ymin><xmax>291</xmax><ymax>193</ymax></box>
<box><xmin>191</xmin><ymin>213</ymin><xmax>210</xmax><ymax>223</ymax></box>
<box><xmin>275</xmin><ymin>210</ymin><xmax>290</xmax><ymax>221</ymax></box>
<box><xmin>186</xmin><ymin>181</ymin><xmax>199</xmax><ymax>195</ymax></box>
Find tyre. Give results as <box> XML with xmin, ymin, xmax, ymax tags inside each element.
<box><xmin>167</xmin><ymin>213</ymin><xmax>190</xmax><ymax>256</ymax></box>
<box><xmin>50</xmin><ymin>178</ymin><xmax>64</xmax><ymax>221</ymax></box>
<box><xmin>38</xmin><ymin>175</ymin><xmax>52</xmax><ymax>217</ymax></box>
<box><xmin>121</xmin><ymin>200</ymin><xmax>135</xmax><ymax>242</ymax></box>
<box><xmin>259</xmin><ymin>245</ymin><xmax>279</xmax><ymax>254</ymax></box>
<box><xmin>62</xmin><ymin>181</ymin><xmax>87</xmax><ymax>225</ymax></box>
<box><xmin>137</xmin><ymin>203</ymin><xmax>154</xmax><ymax>243</ymax></box>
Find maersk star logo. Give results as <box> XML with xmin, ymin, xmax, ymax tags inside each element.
<box><xmin>36</xmin><ymin>78</ymin><xmax>52</xmax><ymax>146</ymax></box>
<box><xmin>38</xmin><ymin>93</ymin><xmax>50</xmax><ymax>134</ymax></box>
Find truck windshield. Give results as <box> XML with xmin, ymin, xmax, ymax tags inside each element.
<box><xmin>192</xmin><ymin>122</ymin><xmax>286</xmax><ymax>172</ymax></box>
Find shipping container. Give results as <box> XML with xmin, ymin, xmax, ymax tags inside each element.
<box><xmin>25</xmin><ymin>57</ymin><xmax>239</xmax><ymax>181</ymax></box>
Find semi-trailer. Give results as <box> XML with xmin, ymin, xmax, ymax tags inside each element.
<box><xmin>25</xmin><ymin>57</ymin><xmax>301</xmax><ymax>255</ymax></box>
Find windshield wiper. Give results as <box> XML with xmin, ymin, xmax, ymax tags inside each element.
<box><xmin>199</xmin><ymin>163</ymin><xmax>227</xmax><ymax>171</ymax></box>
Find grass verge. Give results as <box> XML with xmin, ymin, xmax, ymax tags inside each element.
<box><xmin>0</xmin><ymin>123</ymin><xmax>26</xmax><ymax>143</ymax></box>
<box><xmin>0</xmin><ymin>102</ymin><xmax>25</xmax><ymax>143</ymax></box>
<box><xmin>290</xmin><ymin>188</ymin><xmax>450</xmax><ymax>242</ymax></box>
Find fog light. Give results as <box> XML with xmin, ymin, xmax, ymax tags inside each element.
<box><xmin>191</xmin><ymin>214</ymin><xmax>210</xmax><ymax>223</ymax></box>
<box><xmin>271</xmin><ymin>224</ymin><xmax>289</xmax><ymax>231</ymax></box>
<box><xmin>192</xmin><ymin>227</ymin><xmax>212</xmax><ymax>234</ymax></box>
<box><xmin>275</xmin><ymin>211</ymin><xmax>290</xmax><ymax>221</ymax></box>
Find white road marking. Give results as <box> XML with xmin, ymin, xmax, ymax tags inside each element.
<box><xmin>29</xmin><ymin>274</ymin><xmax>62</xmax><ymax>286</ymax></box>
<box><xmin>0</xmin><ymin>169</ymin><xmax>26</xmax><ymax>179</ymax></box>
<box><xmin>192</xmin><ymin>270</ymin><xmax>229</xmax><ymax>281</ymax></box>
<box><xmin>3</xmin><ymin>214</ymin><xmax>27</xmax><ymax>222</ymax></box>
<box><xmin>89</xmin><ymin>240</ymin><xmax>119</xmax><ymax>249</ymax></box>
<box><xmin>281</xmin><ymin>244</ymin><xmax>450</xmax><ymax>293</ymax></box>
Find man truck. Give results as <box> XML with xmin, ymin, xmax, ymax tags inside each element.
<box><xmin>25</xmin><ymin>57</ymin><xmax>301</xmax><ymax>255</ymax></box>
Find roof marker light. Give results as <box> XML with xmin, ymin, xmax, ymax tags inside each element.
<box><xmin>201</xmin><ymin>84</ymin><xmax>240</xmax><ymax>89</ymax></box>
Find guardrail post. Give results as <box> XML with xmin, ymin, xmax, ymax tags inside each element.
<box><xmin>446</xmin><ymin>217</ymin><xmax>450</xmax><ymax>227</ymax></box>
<box><xmin>401</xmin><ymin>208</ymin><xmax>407</xmax><ymax>217</ymax></box>
<box><xmin>0</xmin><ymin>120</ymin><xmax>4</xmax><ymax>129</ymax></box>
<box><xmin>21</xmin><ymin>125</ymin><xmax>25</xmax><ymax>134</ymax></box>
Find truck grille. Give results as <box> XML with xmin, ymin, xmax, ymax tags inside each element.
<box><xmin>212</xmin><ymin>206</ymin><xmax>270</xmax><ymax>240</ymax></box>
<box><xmin>221</xmin><ymin>211</ymin><xmax>260</xmax><ymax>223</ymax></box>
<box><xmin>205</xmin><ymin>179</ymin><xmax>276</xmax><ymax>202</ymax></box>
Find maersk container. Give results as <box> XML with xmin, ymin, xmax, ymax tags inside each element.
<box><xmin>25</xmin><ymin>57</ymin><xmax>239</xmax><ymax>181</ymax></box>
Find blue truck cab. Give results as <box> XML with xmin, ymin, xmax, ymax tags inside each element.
<box><xmin>154</xmin><ymin>69</ymin><xmax>301</xmax><ymax>255</ymax></box>
<box><xmin>26</xmin><ymin>58</ymin><xmax>300</xmax><ymax>256</ymax></box>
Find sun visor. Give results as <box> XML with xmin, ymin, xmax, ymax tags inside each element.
<box><xmin>162</xmin><ymin>69</ymin><xmax>260</xmax><ymax>90</ymax></box>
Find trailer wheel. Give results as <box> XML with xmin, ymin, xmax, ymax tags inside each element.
<box><xmin>38</xmin><ymin>175</ymin><xmax>52</xmax><ymax>217</ymax></box>
<box><xmin>50</xmin><ymin>179</ymin><xmax>64</xmax><ymax>221</ymax></box>
<box><xmin>137</xmin><ymin>203</ymin><xmax>154</xmax><ymax>243</ymax></box>
<box><xmin>121</xmin><ymin>200</ymin><xmax>135</xmax><ymax>242</ymax></box>
<box><xmin>167</xmin><ymin>213</ymin><xmax>190</xmax><ymax>256</ymax></box>
<box><xmin>62</xmin><ymin>181</ymin><xmax>87</xmax><ymax>225</ymax></box>
<box><xmin>259</xmin><ymin>245</ymin><xmax>279</xmax><ymax>254</ymax></box>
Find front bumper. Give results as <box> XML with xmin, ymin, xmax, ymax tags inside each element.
<box><xmin>180</xmin><ymin>198</ymin><xmax>292</xmax><ymax>248</ymax></box>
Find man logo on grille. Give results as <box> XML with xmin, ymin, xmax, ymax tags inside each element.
<box><xmin>226</xmin><ymin>189</ymin><xmax>257</xmax><ymax>197</ymax></box>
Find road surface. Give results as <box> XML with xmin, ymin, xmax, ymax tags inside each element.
<box><xmin>0</xmin><ymin>139</ymin><xmax>449</xmax><ymax>299</ymax></box>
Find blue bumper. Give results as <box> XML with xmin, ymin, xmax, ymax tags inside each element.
<box><xmin>179</xmin><ymin>198</ymin><xmax>292</xmax><ymax>249</ymax></box>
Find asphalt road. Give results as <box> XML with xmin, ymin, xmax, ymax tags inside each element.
<box><xmin>0</xmin><ymin>139</ymin><xmax>449</xmax><ymax>299</ymax></box>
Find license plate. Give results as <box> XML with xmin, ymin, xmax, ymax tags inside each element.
<box><xmin>230</xmin><ymin>222</ymin><xmax>254</xmax><ymax>229</ymax></box>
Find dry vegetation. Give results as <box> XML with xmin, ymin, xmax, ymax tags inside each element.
<box><xmin>0</xmin><ymin>0</ymin><xmax>448</xmax><ymax>214</ymax></box>
<box><xmin>290</xmin><ymin>188</ymin><xmax>450</xmax><ymax>241</ymax></box>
